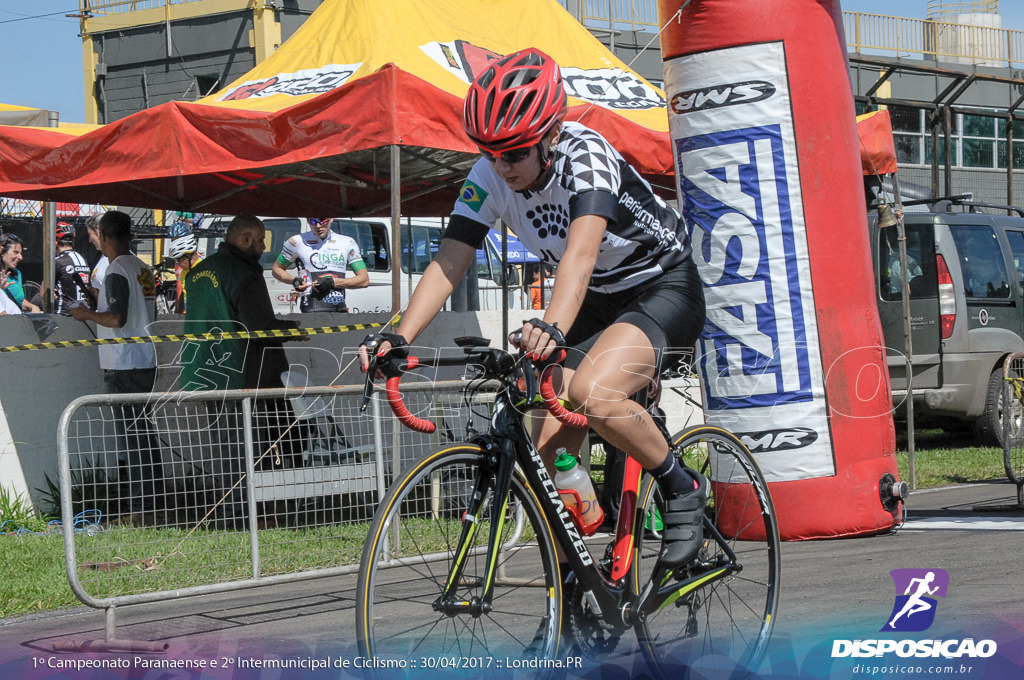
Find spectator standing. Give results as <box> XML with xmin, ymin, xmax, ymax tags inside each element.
<box><xmin>181</xmin><ymin>214</ymin><xmax>302</xmax><ymax>391</ymax></box>
<box><xmin>71</xmin><ymin>211</ymin><xmax>161</xmax><ymax>524</ymax></box>
<box><xmin>1</xmin><ymin>233</ymin><xmax>42</xmax><ymax>313</ymax></box>
<box><xmin>85</xmin><ymin>214</ymin><xmax>108</xmax><ymax>301</ymax></box>
<box><xmin>169</xmin><ymin>234</ymin><xmax>203</xmax><ymax>313</ymax></box>
<box><xmin>271</xmin><ymin>217</ymin><xmax>369</xmax><ymax>313</ymax></box>
<box><xmin>54</xmin><ymin>222</ymin><xmax>94</xmax><ymax>315</ymax></box>
<box><xmin>179</xmin><ymin>214</ymin><xmax>305</xmax><ymax>527</ymax></box>
<box><xmin>527</xmin><ymin>263</ymin><xmax>554</xmax><ymax>310</ymax></box>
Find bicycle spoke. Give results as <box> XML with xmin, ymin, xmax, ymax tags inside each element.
<box><xmin>357</xmin><ymin>446</ymin><xmax>560</xmax><ymax>668</ymax></box>
<box><xmin>633</xmin><ymin>426</ymin><xmax>780</xmax><ymax>680</ymax></box>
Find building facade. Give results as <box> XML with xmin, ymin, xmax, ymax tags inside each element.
<box><xmin>59</xmin><ymin>2</ymin><xmax>1024</xmax><ymax>209</ymax></box>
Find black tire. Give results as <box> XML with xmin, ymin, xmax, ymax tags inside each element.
<box><xmin>355</xmin><ymin>444</ymin><xmax>562</xmax><ymax>668</ymax></box>
<box><xmin>975</xmin><ymin>366</ymin><xmax>1024</xmax><ymax>448</ymax></box>
<box><xmin>633</xmin><ymin>425</ymin><xmax>781</xmax><ymax>679</ymax></box>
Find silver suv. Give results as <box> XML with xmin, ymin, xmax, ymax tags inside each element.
<box><xmin>870</xmin><ymin>200</ymin><xmax>1024</xmax><ymax>446</ymax></box>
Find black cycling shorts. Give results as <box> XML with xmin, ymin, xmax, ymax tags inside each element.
<box><xmin>562</xmin><ymin>255</ymin><xmax>705</xmax><ymax>373</ymax></box>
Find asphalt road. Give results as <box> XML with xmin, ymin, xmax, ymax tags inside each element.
<box><xmin>2</xmin><ymin>480</ymin><xmax>1022</xmax><ymax>680</ymax></box>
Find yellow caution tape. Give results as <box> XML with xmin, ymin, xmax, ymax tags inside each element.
<box><xmin>0</xmin><ymin>321</ymin><xmax>392</xmax><ymax>354</ymax></box>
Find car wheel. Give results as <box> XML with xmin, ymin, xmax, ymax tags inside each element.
<box><xmin>974</xmin><ymin>367</ymin><xmax>1024</xmax><ymax>448</ymax></box>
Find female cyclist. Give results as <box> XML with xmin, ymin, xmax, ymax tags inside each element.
<box><xmin>360</xmin><ymin>47</ymin><xmax>708</xmax><ymax>569</ymax></box>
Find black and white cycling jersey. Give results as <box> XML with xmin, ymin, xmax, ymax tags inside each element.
<box><xmin>55</xmin><ymin>249</ymin><xmax>92</xmax><ymax>315</ymax></box>
<box><xmin>451</xmin><ymin>121</ymin><xmax>690</xmax><ymax>294</ymax></box>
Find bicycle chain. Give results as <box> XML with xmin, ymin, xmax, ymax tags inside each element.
<box><xmin>563</xmin><ymin>575</ymin><xmax>621</xmax><ymax>657</ymax></box>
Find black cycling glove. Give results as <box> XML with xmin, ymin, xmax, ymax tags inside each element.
<box><xmin>525</xmin><ymin>317</ymin><xmax>566</xmax><ymax>347</ymax></box>
<box><xmin>362</xmin><ymin>332</ymin><xmax>409</xmax><ymax>377</ymax></box>
<box><xmin>310</xmin><ymin>275</ymin><xmax>334</xmax><ymax>299</ymax></box>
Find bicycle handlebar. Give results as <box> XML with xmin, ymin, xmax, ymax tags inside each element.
<box><xmin>383</xmin><ymin>356</ymin><xmax>437</xmax><ymax>433</ymax></box>
<box><xmin>362</xmin><ymin>342</ymin><xmax>589</xmax><ymax>432</ymax></box>
<box><xmin>538</xmin><ymin>363</ymin><xmax>588</xmax><ymax>429</ymax></box>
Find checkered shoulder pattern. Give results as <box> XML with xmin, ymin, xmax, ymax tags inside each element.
<box><xmin>558</xmin><ymin>122</ymin><xmax>623</xmax><ymax>197</ymax></box>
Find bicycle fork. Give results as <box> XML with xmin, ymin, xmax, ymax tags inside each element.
<box><xmin>432</xmin><ymin>439</ymin><xmax>515</xmax><ymax>618</ymax></box>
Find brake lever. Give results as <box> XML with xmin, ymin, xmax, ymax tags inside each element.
<box><xmin>360</xmin><ymin>354</ymin><xmax>378</xmax><ymax>413</ymax></box>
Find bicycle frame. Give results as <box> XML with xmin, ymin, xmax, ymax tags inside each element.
<box><xmin>369</xmin><ymin>343</ymin><xmax>743</xmax><ymax>634</ymax></box>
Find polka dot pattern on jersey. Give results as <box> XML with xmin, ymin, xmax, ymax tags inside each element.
<box><xmin>527</xmin><ymin>203</ymin><xmax>569</xmax><ymax>239</ymax></box>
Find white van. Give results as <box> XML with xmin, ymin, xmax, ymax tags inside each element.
<box><xmin>191</xmin><ymin>216</ymin><xmax>532</xmax><ymax>314</ymax></box>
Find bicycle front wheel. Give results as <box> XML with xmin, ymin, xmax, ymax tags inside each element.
<box><xmin>633</xmin><ymin>425</ymin><xmax>781</xmax><ymax>678</ymax></box>
<box><xmin>356</xmin><ymin>444</ymin><xmax>562</xmax><ymax>663</ymax></box>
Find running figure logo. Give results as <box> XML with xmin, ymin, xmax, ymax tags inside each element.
<box><xmin>881</xmin><ymin>568</ymin><xmax>950</xmax><ymax>632</ymax></box>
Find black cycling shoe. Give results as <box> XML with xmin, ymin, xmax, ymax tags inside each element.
<box><xmin>658</xmin><ymin>470</ymin><xmax>709</xmax><ymax>568</ymax></box>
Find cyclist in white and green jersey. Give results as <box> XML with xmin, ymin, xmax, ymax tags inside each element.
<box><xmin>272</xmin><ymin>217</ymin><xmax>369</xmax><ymax>312</ymax></box>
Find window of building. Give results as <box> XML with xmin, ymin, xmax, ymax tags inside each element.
<box><xmin>961</xmin><ymin>112</ymin><xmax>997</xmax><ymax>168</ymax></box>
<box><xmin>997</xmin><ymin>118</ymin><xmax>1024</xmax><ymax>169</ymax></box>
<box><xmin>196</xmin><ymin>74</ymin><xmax>221</xmax><ymax>97</ymax></box>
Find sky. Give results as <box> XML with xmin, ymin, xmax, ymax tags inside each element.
<box><xmin>2</xmin><ymin>1</ymin><xmax>1024</xmax><ymax>124</ymax></box>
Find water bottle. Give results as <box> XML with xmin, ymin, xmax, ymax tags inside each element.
<box><xmin>553</xmin><ymin>448</ymin><xmax>604</xmax><ymax>533</ymax></box>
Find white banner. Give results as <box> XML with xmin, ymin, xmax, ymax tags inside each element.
<box><xmin>665</xmin><ymin>42</ymin><xmax>835</xmax><ymax>482</ymax></box>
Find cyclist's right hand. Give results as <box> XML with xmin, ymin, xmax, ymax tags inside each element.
<box><xmin>358</xmin><ymin>332</ymin><xmax>409</xmax><ymax>378</ymax></box>
<box><xmin>513</xmin><ymin>317</ymin><xmax>565</xmax><ymax>362</ymax></box>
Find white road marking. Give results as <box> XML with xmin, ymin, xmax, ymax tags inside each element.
<box><xmin>903</xmin><ymin>516</ymin><xmax>1024</xmax><ymax>531</ymax></box>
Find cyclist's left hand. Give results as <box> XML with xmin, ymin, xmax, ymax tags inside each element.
<box><xmin>359</xmin><ymin>332</ymin><xmax>408</xmax><ymax>378</ymax></box>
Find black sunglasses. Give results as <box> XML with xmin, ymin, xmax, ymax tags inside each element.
<box><xmin>1</xmin><ymin>233</ymin><xmax>22</xmax><ymax>250</ymax></box>
<box><xmin>479</xmin><ymin>146</ymin><xmax>532</xmax><ymax>165</ymax></box>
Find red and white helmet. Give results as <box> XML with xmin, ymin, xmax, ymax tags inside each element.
<box><xmin>56</xmin><ymin>222</ymin><xmax>75</xmax><ymax>242</ymax></box>
<box><xmin>463</xmin><ymin>48</ymin><xmax>567</xmax><ymax>153</ymax></box>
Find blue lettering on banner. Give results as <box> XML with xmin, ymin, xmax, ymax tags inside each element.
<box><xmin>680</xmin><ymin>126</ymin><xmax>811</xmax><ymax>412</ymax></box>
<box><xmin>666</xmin><ymin>40</ymin><xmax>833</xmax><ymax>480</ymax></box>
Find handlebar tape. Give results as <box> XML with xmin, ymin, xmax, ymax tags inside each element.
<box><xmin>384</xmin><ymin>355</ymin><xmax>437</xmax><ymax>434</ymax></box>
<box><xmin>539</xmin><ymin>365</ymin><xmax>588</xmax><ymax>429</ymax></box>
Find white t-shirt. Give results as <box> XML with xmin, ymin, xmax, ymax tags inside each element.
<box><xmin>0</xmin><ymin>290</ymin><xmax>21</xmax><ymax>315</ymax></box>
<box><xmin>91</xmin><ymin>255</ymin><xmax>109</xmax><ymax>290</ymax></box>
<box><xmin>97</xmin><ymin>254</ymin><xmax>157</xmax><ymax>370</ymax></box>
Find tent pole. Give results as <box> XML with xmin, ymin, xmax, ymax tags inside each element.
<box><xmin>892</xmin><ymin>174</ymin><xmax>916</xmax><ymax>491</ymax></box>
<box><xmin>501</xmin><ymin>220</ymin><xmax>509</xmax><ymax>350</ymax></box>
<box><xmin>390</xmin><ymin>145</ymin><xmax>401</xmax><ymax>319</ymax></box>
<box><xmin>42</xmin><ymin>110</ymin><xmax>59</xmax><ymax>313</ymax></box>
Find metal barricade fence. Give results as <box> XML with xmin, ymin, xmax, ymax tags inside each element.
<box><xmin>1002</xmin><ymin>354</ymin><xmax>1024</xmax><ymax>507</ymax></box>
<box><xmin>58</xmin><ymin>380</ymin><xmax>495</xmax><ymax>639</ymax></box>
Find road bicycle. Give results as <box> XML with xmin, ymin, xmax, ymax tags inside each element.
<box><xmin>152</xmin><ymin>263</ymin><xmax>178</xmax><ymax>316</ymax></box>
<box><xmin>355</xmin><ymin>336</ymin><xmax>780</xmax><ymax>677</ymax></box>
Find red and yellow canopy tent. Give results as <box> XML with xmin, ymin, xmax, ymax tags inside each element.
<box><xmin>0</xmin><ymin>104</ymin><xmax>98</xmax><ymax>187</ymax></box>
<box><xmin>0</xmin><ymin>0</ymin><xmax>672</xmax><ymax>219</ymax></box>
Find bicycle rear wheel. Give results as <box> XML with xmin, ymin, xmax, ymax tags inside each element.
<box><xmin>633</xmin><ymin>425</ymin><xmax>780</xmax><ymax>678</ymax></box>
<box><xmin>356</xmin><ymin>444</ymin><xmax>562</xmax><ymax>664</ymax></box>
